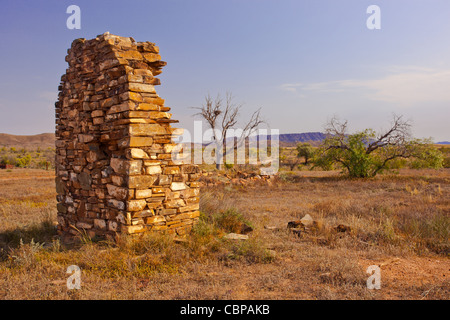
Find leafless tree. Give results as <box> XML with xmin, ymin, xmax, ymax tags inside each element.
<box><xmin>194</xmin><ymin>92</ymin><xmax>264</xmax><ymax>169</ymax></box>
<box><xmin>366</xmin><ymin>114</ymin><xmax>412</xmax><ymax>153</ymax></box>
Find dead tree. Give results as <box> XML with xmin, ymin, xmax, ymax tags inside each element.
<box><xmin>194</xmin><ymin>92</ymin><xmax>264</xmax><ymax>170</ymax></box>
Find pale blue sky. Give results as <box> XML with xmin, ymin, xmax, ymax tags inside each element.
<box><xmin>1</xmin><ymin>0</ymin><xmax>449</xmax><ymax>140</ymax></box>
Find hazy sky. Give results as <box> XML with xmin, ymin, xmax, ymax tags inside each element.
<box><xmin>1</xmin><ymin>0</ymin><xmax>449</xmax><ymax>141</ymax></box>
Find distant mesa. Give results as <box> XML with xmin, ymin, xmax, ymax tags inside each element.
<box><xmin>437</xmin><ymin>141</ymin><xmax>450</xmax><ymax>145</ymax></box>
<box><xmin>246</xmin><ymin>132</ymin><xmax>326</xmax><ymax>147</ymax></box>
<box><xmin>276</xmin><ymin>132</ymin><xmax>326</xmax><ymax>147</ymax></box>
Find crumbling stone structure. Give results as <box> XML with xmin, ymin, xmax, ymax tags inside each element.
<box><xmin>55</xmin><ymin>32</ymin><xmax>200</xmax><ymax>241</ymax></box>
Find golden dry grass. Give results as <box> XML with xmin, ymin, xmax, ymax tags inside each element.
<box><xmin>0</xmin><ymin>168</ymin><xmax>448</xmax><ymax>300</ymax></box>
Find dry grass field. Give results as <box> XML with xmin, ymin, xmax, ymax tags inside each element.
<box><xmin>0</xmin><ymin>167</ymin><xmax>448</xmax><ymax>300</ymax></box>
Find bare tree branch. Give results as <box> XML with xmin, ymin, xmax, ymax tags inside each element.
<box><xmin>366</xmin><ymin>114</ymin><xmax>412</xmax><ymax>154</ymax></box>
<box><xmin>193</xmin><ymin>92</ymin><xmax>265</xmax><ymax>169</ymax></box>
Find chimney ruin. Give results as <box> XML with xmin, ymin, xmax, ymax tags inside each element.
<box><xmin>55</xmin><ymin>33</ymin><xmax>200</xmax><ymax>241</ymax></box>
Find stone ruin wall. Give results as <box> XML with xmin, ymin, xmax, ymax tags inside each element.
<box><xmin>55</xmin><ymin>32</ymin><xmax>200</xmax><ymax>241</ymax></box>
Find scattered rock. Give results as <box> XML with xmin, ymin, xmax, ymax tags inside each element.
<box><xmin>223</xmin><ymin>233</ymin><xmax>249</xmax><ymax>240</ymax></box>
<box><xmin>200</xmin><ymin>172</ymin><xmax>277</xmax><ymax>187</ymax></box>
<box><xmin>335</xmin><ymin>224</ymin><xmax>352</xmax><ymax>233</ymax></box>
<box><xmin>290</xmin><ymin>228</ymin><xmax>303</xmax><ymax>237</ymax></box>
<box><xmin>239</xmin><ymin>178</ymin><xmax>248</xmax><ymax>186</ymax></box>
<box><xmin>287</xmin><ymin>214</ymin><xmax>324</xmax><ymax>236</ymax></box>
<box><xmin>287</xmin><ymin>221</ymin><xmax>305</xmax><ymax>229</ymax></box>
<box><xmin>240</xmin><ymin>223</ymin><xmax>253</xmax><ymax>235</ymax></box>
<box><xmin>300</xmin><ymin>214</ymin><xmax>314</xmax><ymax>227</ymax></box>
<box><xmin>173</xmin><ymin>237</ymin><xmax>189</xmax><ymax>244</ymax></box>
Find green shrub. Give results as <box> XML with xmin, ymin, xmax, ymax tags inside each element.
<box><xmin>442</xmin><ymin>156</ymin><xmax>450</xmax><ymax>168</ymax></box>
<box><xmin>16</xmin><ymin>154</ymin><xmax>32</xmax><ymax>168</ymax></box>
<box><xmin>225</xmin><ymin>237</ymin><xmax>275</xmax><ymax>264</ymax></box>
<box><xmin>212</xmin><ymin>208</ymin><xmax>252</xmax><ymax>233</ymax></box>
<box><xmin>315</xmin><ymin>119</ymin><xmax>444</xmax><ymax>178</ymax></box>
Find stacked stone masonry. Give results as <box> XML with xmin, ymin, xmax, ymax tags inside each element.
<box><xmin>55</xmin><ymin>32</ymin><xmax>200</xmax><ymax>240</ymax></box>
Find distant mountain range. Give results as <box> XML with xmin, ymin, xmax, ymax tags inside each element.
<box><xmin>0</xmin><ymin>132</ymin><xmax>447</xmax><ymax>149</ymax></box>
<box><xmin>276</xmin><ymin>132</ymin><xmax>326</xmax><ymax>147</ymax></box>
<box><xmin>0</xmin><ymin>133</ymin><xmax>55</xmax><ymax>149</ymax></box>
<box><xmin>204</xmin><ymin>132</ymin><xmax>326</xmax><ymax>147</ymax></box>
<box><xmin>244</xmin><ymin>132</ymin><xmax>326</xmax><ymax>147</ymax></box>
